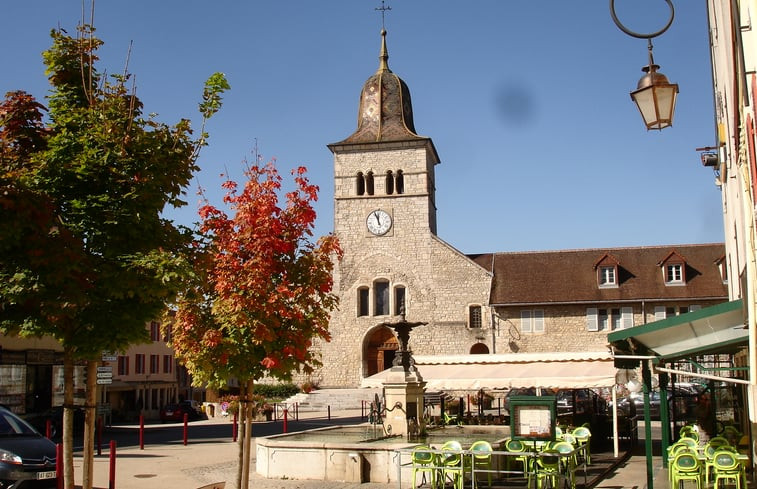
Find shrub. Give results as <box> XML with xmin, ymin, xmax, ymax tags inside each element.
<box><xmin>251</xmin><ymin>383</ymin><xmax>300</xmax><ymax>400</ymax></box>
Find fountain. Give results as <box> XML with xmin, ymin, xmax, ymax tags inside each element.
<box><xmin>255</xmin><ymin>314</ymin><xmax>505</xmax><ymax>483</ymax></box>
<box><xmin>376</xmin><ymin>312</ymin><xmax>427</xmax><ymax>439</ymax></box>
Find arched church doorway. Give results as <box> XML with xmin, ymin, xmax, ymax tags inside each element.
<box><xmin>364</xmin><ymin>327</ymin><xmax>398</xmax><ymax>377</ymax></box>
<box><xmin>470</xmin><ymin>343</ymin><xmax>489</xmax><ymax>354</ymax></box>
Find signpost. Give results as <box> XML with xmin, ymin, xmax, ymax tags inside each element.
<box><xmin>96</xmin><ymin>366</ymin><xmax>112</xmax><ymax>385</ymax></box>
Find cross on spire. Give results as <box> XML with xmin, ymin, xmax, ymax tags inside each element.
<box><xmin>375</xmin><ymin>1</ymin><xmax>391</xmax><ymax>29</ymax></box>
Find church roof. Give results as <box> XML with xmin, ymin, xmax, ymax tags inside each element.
<box><xmin>334</xmin><ymin>29</ymin><xmax>427</xmax><ymax>145</ymax></box>
<box><xmin>468</xmin><ymin>243</ymin><xmax>728</xmax><ymax>305</ymax></box>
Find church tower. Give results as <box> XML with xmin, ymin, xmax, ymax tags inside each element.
<box><xmin>327</xmin><ymin>28</ymin><xmax>441</xmax><ymax>241</ymax></box>
<box><xmin>319</xmin><ymin>29</ymin><xmax>491</xmax><ymax>388</ymax></box>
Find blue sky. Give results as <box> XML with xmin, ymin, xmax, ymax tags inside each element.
<box><xmin>1</xmin><ymin>1</ymin><xmax>723</xmax><ymax>253</ymax></box>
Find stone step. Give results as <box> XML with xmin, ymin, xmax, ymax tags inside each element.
<box><xmin>282</xmin><ymin>388</ymin><xmax>380</xmax><ymax>412</ymax></box>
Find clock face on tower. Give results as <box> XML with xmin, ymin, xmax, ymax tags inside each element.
<box><xmin>366</xmin><ymin>209</ymin><xmax>392</xmax><ymax>236</ymax></box>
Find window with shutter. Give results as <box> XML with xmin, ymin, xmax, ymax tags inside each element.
<box><xmin>654</xmin><ymin>306</ymin><xmax>666</xmax><ymax>320</ymax></box>
<box><xmin>533</xmin><ymin>309</ymin><xmax>544</xmax><ymax>332</ymax></box>
<box><xmin>521</xmin><ymin>310</ymin><xmax>533</xmax><ymax>333</ymax></box>
<box><xmin>586</xmin><ymin>308</ymin><xmax>599</xmax><ymax>331</ymax></box>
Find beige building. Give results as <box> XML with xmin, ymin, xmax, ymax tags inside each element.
<box><xmin>0</xmin><ymin>320</ymin><xmax>189</xmax><ymax>420</ymax></box>
<box><xmin>705</xmin><ymin>0</ymin><xmax>757</xmax><ymax>461</ymax></box>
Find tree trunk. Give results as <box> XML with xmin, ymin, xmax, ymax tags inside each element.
<box><xmin>63</xmin><ymin>351</ymin><xmax>75</xmax><ymax>489</ymax></box>
<box><xmin>234</xmin><ymin>382</ymin><xmax>246</xmax><ymax>489</ymax></box>
<box><xmin>241</xmin><ymin>379</ymin><xmax>254</xmax><ymax>489</ymax></box>
<box><xmin>81</xmin><ymin>360</ymin><xmax>98</xmax><ymax>489</ymax></box>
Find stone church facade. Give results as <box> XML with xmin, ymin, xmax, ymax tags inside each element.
<box><xmin>303</xmin><ymin>29</ymin><xmax>728</xmax><ymax>389</ymax></box>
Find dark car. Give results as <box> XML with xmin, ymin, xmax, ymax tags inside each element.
<box><xmin>23</xmin><ymin>405</ymin><xmax>86</xmax><ymax>439</ymax></box>
<box><xmin>159</xmin><ymin>403</ymin><xmax>203</xmax><ymax>423</ymax></box>
<box><xmin>0</xmin><ymin>405</ymin><xmax>58</xmax><ymax>488</ymax></box>
<box><xmin>556</xmin><ymin>388</ymin><xmax>607</xmax><ymax>415</ymax></box>
<box><xmin>611</xmin><ymin>387</ymin><xmax>699</xmax><ymax>420</ymax></box>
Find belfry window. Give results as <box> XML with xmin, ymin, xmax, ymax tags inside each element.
<box><xmin>356</xmin><ymin>172</ymin><xmax>365</xmax><ymax>196</ymax></box>
<box><xmin>395</xmin><ymin>170</ymin><xmax>404</xmax><ymax>194</ymax></box>
<box><xmin>366</xmin><ymin>171</ymin><xmax>375</xmax><ymax>196</ymax></box>
<box><xmin>385</xmin><ymin>171</ymin><xmax>394</xmax><ymax>195</ymax></box>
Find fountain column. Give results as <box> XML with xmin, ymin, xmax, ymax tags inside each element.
<box><xmin>379</xmin><ymin>314</ymin><xmax>427</xmax><ymax>438</ymax></box>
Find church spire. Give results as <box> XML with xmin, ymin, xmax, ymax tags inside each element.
<box><xmin>333</xmin><ymin>28</ymin><xmax>423</xmax><ymax>145</ymax></box>
<box><xmin>377</xmin><ymin>28</ymin><xmax>390</xmax><ymax>73</ymax></box>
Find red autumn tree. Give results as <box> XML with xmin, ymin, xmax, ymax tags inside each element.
<box><xmin>171</xmin><ymin>160</ymin><xmax>341</xmax><ymax>489</ymax></box>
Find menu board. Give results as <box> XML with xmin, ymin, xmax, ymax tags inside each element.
<box><xmin>509</xmin><ymin>396</ymin><xmax>557</xmax><ymax>441</ymax></box>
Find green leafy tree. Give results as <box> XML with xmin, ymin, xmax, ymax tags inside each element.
<box><xmin>171</xmin><ymin>161</ymin><xmax>341</xmax><ymax>489</ymax></box>
<box><xmin>0</xmin><ymin>24</ymin><xmax>228</xmax><ymax>489</ymax></box>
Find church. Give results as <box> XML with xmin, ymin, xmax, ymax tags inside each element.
<box><xmin>306</xmin><ymin>29</ymin><xmax>728</xmax><ymax>390</ymax></box>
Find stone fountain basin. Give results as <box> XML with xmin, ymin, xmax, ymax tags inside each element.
<box><xmin>255</xmin><ymin>423</ymin><xmax>509</xmax><ymax>483</ymax></box>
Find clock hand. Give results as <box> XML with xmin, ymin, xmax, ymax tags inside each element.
<box><xmin>374</xmin><ymin>212</ymin><xmax>381</xmax><ymax>226</ymax></box>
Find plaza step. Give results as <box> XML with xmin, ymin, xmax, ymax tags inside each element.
<box><xmin>283</xmin><ymin>387</ymin><xmax>380</xmax><ymax>412</ymax></box>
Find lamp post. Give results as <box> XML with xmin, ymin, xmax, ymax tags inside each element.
<box><xmin>610</xmin><ymin>0</ymin><xmax>679</xmax><ymax>130</ymax></box>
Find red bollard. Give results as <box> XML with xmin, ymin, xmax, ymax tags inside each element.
<box><xmin>183</xmin><ymin>413</ymin><xmax>188</xmax><ymax>446</ymax></box>
<box><xmin>108</xmin><ymin>440</ymin><xmax>116</xmax><ymax>489</ymax></box>
<box><xmin>56</xmin><ymin>443</ymin><xmax>62</xmax><ymax>489</ymax></box>
<box><xmin>283</xmin><ymin>409</ymin><xmax>288</xmax><ymax>433</ymax></box>
<box><xmin>139</xmin><ymin>414</ymin><xmax>144</xmax><ymax>450</ymax></box>
<box><xmin>232</xmin><ymin>413</ymin><xmax>238</xmax><ymax>442</ymax></box>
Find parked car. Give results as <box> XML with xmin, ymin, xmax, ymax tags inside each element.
<box><xmin>159</xmin><ymin>402</ymin><xmax>204</xmax><ymax>423</ymax></box>
<box><xmin>23</xmin><ymin>405</ymin><xmax>86</xmax><ymax>439</ymax></box>
<box><xmin>556</xmin><ymin>388</ymin><xmax>607</xmax><ymax>415</ymax></box>
<box><xmin>180</xmin><ymin>400</ymin><xmax>204</xmax><ymax>418</ymax></box>
<box><xmin>610</xmin><ymin>387</ymin><xmax>699</xmax><ymax>420</ymax></box>
<box><xmin>0</xmin><ymin>405</ymin><xmax>58</xmax><ymax>488</ymax></box>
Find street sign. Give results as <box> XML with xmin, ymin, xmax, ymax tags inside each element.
<box><xmin>96</xmin><ymin>378</ymin><xmax>112</xmax><ymax>385</ymax></box>
<box><xmin>97</xmin><ymin>366</ymin><xmax>113</xmax><ymax>373</ymax></box>
<box><xmin>96</xmin><ymin>372</ymin><xmax>112</xmax><ymax>379</ymax></box>
<box><xmin>101</xmin><ymin>351</ymin><xmax>117</xmax><ymax>362</ymax></box>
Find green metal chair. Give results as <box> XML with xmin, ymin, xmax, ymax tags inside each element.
<box><xmin>669</xmin><ymin>450</ymin><xmax>702</xmax><ymax>489</ymax></box>
<box><xmin>504</xmin><ymin>438</ymin><xmax>530</xmax><ymax>480</ymax></box>
<box><xmin>712</xmin><ymin>448</ymin><xmax>744</xmax><ymax>489</ymax></box>
<box><xmin>469</xmin><ymin>440</ymin><xmax>493</xmax><ymax>488</ymax></box>
<box><xmin>571</xmin><ymin>426</ymin><xmax>592</xmax><ymax>465</ymax></box>
<box><xmin>440</xmin><ymin>440</ymin><xmax>469</xmax><ymax>489</ymax></box>
<box><xmin>550</xmin><ymin>440</ymin><xmax>577</xmax><ymax>489</ymax></box>
<box><xmin>703</xmin><ymin>441</ymin><xmax>737</xmax><ymax>485</ymax></box>
<box><xmin>411</xmin><ymin>445</ymin><xmax>437</xmax><ymax>488</ymax></box>
<box><xmin>534</xmin><ymin>450</ymin><xmax>561</xmax><ymax>489</ymax></box>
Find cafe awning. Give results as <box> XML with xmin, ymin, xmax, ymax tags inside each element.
<box><xmin>361</xmin><ymin>351</ymin><xmax>616</xmax><ymax>390</ymax></box>
<box><xmin>608</xmin><ymin>299</ymin><xmax>747</xmax><ymax>362</ymax></box>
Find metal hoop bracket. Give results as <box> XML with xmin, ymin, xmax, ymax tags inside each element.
<box><xmin>610</xmin><ymin>0</ymin><xmax>675</xmax><ymax>40</ymax></box>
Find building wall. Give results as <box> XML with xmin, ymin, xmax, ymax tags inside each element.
<box><xmin>494</xmin><ymin>300</ymin><xmax>727</xmax><ymax>354</ymax></box>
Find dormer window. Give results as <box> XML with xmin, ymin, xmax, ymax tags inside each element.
<box><xmin>666</xmin><ymin>264</ymin><xmax>683</xmax><ymax>283</ymax></box>
<box><xmin>715</xmin><ymin>255</ymin><xmax>728</xmax><ymax>284</ymax></box>
<box><xmin>658</xmin><ymin>250</ymin><xmax>687</xmax><ymax>285</ymax></box>
<box><xmin>599</xmin><ymin>266</ymin><xmax>616</xmax><ymax>286</ymax></box>
<box><xmin>594</xmin><ymin>253</ymin><xmax>620</xmax><ymax>288</ymax></box>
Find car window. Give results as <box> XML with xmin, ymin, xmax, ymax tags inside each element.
<box><xmin>0</xmin><ymin>409</ymin><xmax>38</xmax><ymax>435</ymax></box>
